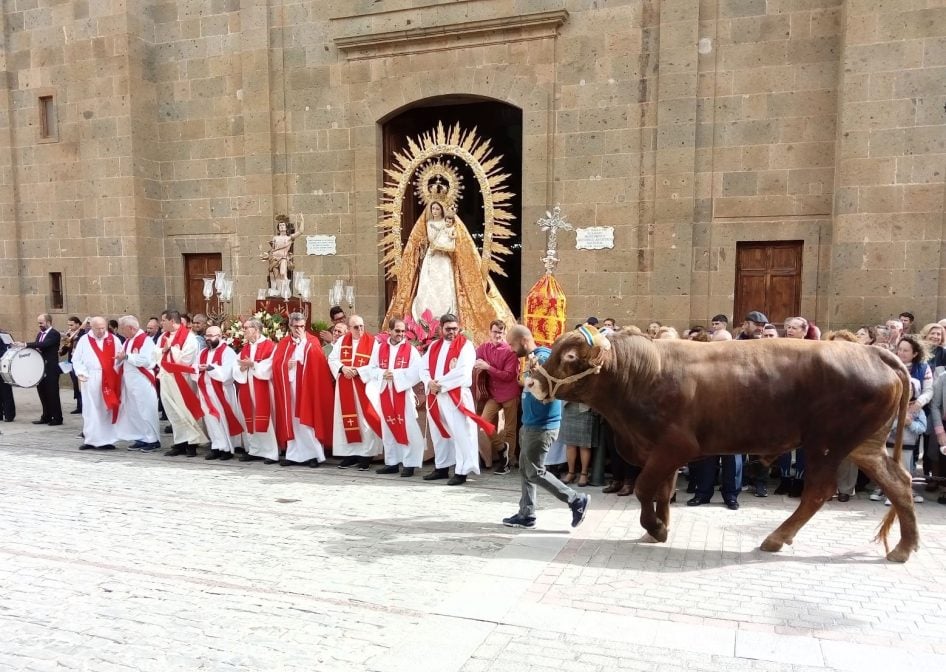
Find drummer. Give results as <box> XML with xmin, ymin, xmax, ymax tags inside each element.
<box><xmin>14</xmin><ymin>314</ymin><xmax>63</xmax><ymax>426</ymax></box>
<box><xmin>0</xmin><ymin>328</ymin><xmax>15</xmax><ymax>422</ymax></box>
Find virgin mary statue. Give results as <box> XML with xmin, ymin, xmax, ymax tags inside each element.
<box><xmin>386</xmin><ymin>200</ymin><xmax>515</xmax><ymax>343</ymax></box>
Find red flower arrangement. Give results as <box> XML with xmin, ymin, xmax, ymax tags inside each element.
<box><xmin>404</xmin><ymin>309</ymin><xmax>440</xmax><ymax>354</ymax></box>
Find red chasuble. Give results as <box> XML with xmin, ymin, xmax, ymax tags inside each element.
<box><xmin>272</xmin><ymin>334</ymin><xmax>334</xmax><ymax>446</ymax></box>
<box><xmin>125</xmin><ymin>332</ymin><xmax>156</xmax><ymax>387</ymax></box>
<box><xmin>198</xmin><ymin>346</ymin><xmax>243</xmax><ymax>436</ymax></box>
<box><xmin>159</xmin><ymin>327</ymin><xmax>205</xmax><ymax>420</ymax></box>
<box><xmin>88</xmin><ymin>334</ymin><xmax>121</xmax><ymax>423</ymax></box>
<box><xmin>378</xmin><ymin>339</ymin><xmax>413</xmax><ymax>445</ymax></box>
<box><xmin>237</xmin><ymin>338</ymin><xmax>276</xmax><ymax>433</ymax></box>
<box><xmin>337</xmin><ymin>332</ymin><xmax>382</xmax><ymax>443</ymax></box>
<box><xmin>426</xmin><ymin>335</ymin><xmax>495</xmax><ymax>438</ymax></box>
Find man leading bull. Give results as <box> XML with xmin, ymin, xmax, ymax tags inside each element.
<box><xmin>501</xmin><ymin>325</ymin><xmax>589</xmax><ymax>529</ymax></box>
<box><xmin>525</xmin><ymin>324</ymin><xmax>919</xmax><ymax>562</ymax></box>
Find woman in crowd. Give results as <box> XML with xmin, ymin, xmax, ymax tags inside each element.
<box><xmin>855</xmin><ymin>325</ymin><xmax>877</xmax><ymax>346</ymax></box>
<box><xmin>871</xmin><ymin>335</ymin><xmax>932</xmax><ymax>503</ymax></box>
<box><xmin>560</xmin><ymin>400</ymin><xmax>595</xmax><ymax>487</ymax></box>
<box><xmin>919</xmin><ymin>323</ymin><xmax>946</xmax><ymax>371</ymax></box>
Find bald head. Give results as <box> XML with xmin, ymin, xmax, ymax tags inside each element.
<box><xmin>348</xmin><ymin>315</ymin><xmax>365</xmax><ymax>338</ymax></box>
<box><xmin>205</xmin><ymin>325</ymin><xmax>223</xmax><ymax>348</ymax></box>
<box><xmin>506</xmin><ymin>324</ymin><xmax>535</xmax><ymax>357</ymax></box>
<box><xmin>90</xmin><ymin>316</ymin><xmax>108</xmax><ymax>339</ymax></box>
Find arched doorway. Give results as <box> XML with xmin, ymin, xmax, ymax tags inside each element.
<box><xmin>380</xmin><ymin>96</ymin><xmax>523</xmax><ymax>316</ymax></box>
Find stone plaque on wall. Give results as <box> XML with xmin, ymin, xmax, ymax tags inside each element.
<box><xmin>575</xmin><ymin>227</ymin><xmax>614</xmax><ymax>250</ymax></box>
<box><xmin>306</xmin><ymin>235</ymin><xmax>337</xmax><ymax>256</ymax></box>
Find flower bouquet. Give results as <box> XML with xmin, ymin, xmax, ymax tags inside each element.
<box><xmin>403</xmin><ymin>308</ymin><xmax>440</xmax><ymax>354</ymax></box>
<box><xmin>224</xmin><ymin>310</ymin><xmax>287</xmax><ymax>351</ymax></box>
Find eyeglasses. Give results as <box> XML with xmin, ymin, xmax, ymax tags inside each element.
<box><xmin>351</xmin><ymin>325</ymin><xmax>364</xmax><ymax>330</ymax></box>
<box><xmin>443</xmin><ymin>326</ymin><xmax>459</xmax><ymax>332</ymax></box>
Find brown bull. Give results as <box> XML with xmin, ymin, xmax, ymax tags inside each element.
<box><xmin>527</xmin><ymin>329</ymin><xmax>918</xmax><ymax>562</ymax></box>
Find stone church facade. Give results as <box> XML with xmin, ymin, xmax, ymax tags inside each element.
<box><xmin>0</xmin><ymin>0</ymin><xmax>943</xmax><ymax>336</ymax></box>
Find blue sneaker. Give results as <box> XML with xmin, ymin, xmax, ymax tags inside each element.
<box><xmin>139</xmin><ymin>442</ymin><xmax>161</xmax><ymax>452</ymax></box>
<box><xmin>569</xmin><ymin>494</ymin><xmax>590</xmax><ymax>528</ymax></box>
<box><xmin>502</xmin><ymin>513</ymin><xmax>536</xmax><ymax>529</ymax></box>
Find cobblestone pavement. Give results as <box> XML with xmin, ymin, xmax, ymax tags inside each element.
<box><xmin>1</xmin><ymin>389</ymin><xmax>945</xmax><ymax>671</ymax></box>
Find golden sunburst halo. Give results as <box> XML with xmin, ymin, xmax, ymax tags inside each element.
<box><xmin>378</xmin><ymin>121</ymin><xmax>515</xmax><ymax>281</ymax></box>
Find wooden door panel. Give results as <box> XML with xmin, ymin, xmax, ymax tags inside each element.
<box><xmin>737</xmin><ymin>246</ymin><xmax>768</xmax><ymax>272</ymax></box>
<box><xmin>770</xmin><ymin>245</ymin><xmax>802</xmax><ymax>272</ymax></box>
<box><xmin>734</xmin><ymin>241</ymin><xmax>803</xmax><ymax>327</ymax></box>
<box><xmin>768</xmin><ymin>275</ymin><xmax>801</xmax><ymax>325</ymax></box>
<box><xmin>184</xmin><ymin>253</ymin><xmax>223</xmax><ymax>315</ymax></box>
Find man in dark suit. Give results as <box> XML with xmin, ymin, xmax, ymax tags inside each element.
<box><xmin>0</xmin><ymin>329</ymin><xmax>15</xmax><ymax>422</ymax></box>
<box><xmin>17</xmin><ymin>314</ymin><xmax>63</xmax><ymax>425</ymax></box>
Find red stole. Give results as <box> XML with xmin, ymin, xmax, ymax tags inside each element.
<box><xmin>237</xmin><ymin>338</ymin><xmax>275</xmax><ymax>433</ymax></box>
<box><xmin>198</xmin><ymin>346</ymin><xmax>243</xmax><ymax>436</ymax></box>
<box><xmin>125</xmin><ymin>332</ymin><xmax>156</xmax><ymax>387</ymax></box>
<box><xmin>378</xmin><ymin>339</ymin><xmax>412</xmax><ymax>445</ymax></box>
<box><xmin>272</xmin><ymin>335</ymin><xmax>334</xmax><ymax>446</ymax></box>
<box><xmin>159</xmin><ymin>327</ymin><xmax>205</xmax><ymax>420</ymax></box>
<box><xmin>337</xmin><ymin>332</ymin><xmax>382</xmax><ymax>443</ymax></box>
<box><xmin>88</xmin><ymin>334</ymin><xmax>121</xmax><ymax>423</ymax></box>
<box><xmin>426</xmin><ymin>335</ymin><xmax>495</xmax><ymax>438</ymax></box>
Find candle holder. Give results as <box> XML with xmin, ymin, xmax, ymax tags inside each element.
<box><xmin>204</xmin><ymin>272</ymin><xmax>234</xmax><ymax>326</ymax></box>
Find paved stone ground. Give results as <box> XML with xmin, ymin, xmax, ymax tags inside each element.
<box><xmin>1</xmin><ymin>388</ymin><xmax>945</xmax><ymax>671</ymax></box>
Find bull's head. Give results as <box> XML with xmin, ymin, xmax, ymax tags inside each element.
<box><xmin>527</xmin><ymin>325</ymin><xmax>611</xmax><ymax>402</ymax></box>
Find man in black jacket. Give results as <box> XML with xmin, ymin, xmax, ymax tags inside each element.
<box><xmin>0</xmin><ymin>330</ymin><xmax>15</xmax><ymax>422</ymax></box>
<box><xmin>17</xmin><ymin>314</ymin><xmax>63</xmax><ymax>425</ymax></box>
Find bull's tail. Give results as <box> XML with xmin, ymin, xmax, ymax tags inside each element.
<box><xmin>874</xmin><ymin>365</ymin><xmax>911</xmax><ymax>553</ymax></box>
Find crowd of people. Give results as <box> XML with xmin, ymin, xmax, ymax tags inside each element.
<box><xmin>1</xmin><ymin>305</ymin><xmax>942</xmax><ymax>533</ymax></box>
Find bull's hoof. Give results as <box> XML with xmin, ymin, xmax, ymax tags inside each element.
<box><xmin>886</xmin><ymin>546</ymin><xmax>912</xmax><ymax>563</ymax></box>
<box><xmin>645</xmin><ymin>522</ymin><xmax>668</xmax><ymax>543</ymax></box>
<box><xmin>760</xmin><ymin>536</ymin><xmax>784</xmax><ymax>553</ymax></box>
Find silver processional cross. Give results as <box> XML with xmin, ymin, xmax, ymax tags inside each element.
<box><xmin>537</xmin><ymin>205</ymin><xmax>573</xmax><ymax>274</ymax></box>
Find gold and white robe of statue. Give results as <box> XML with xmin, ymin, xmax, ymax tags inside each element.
<box><xmin>72</xmin><ymin>333</ymin><xmax>122</xmax><ymax>447</ymax></box>
<box><xmin>231</xmin><ymin>340</ymin><xmax>279</xmax><ymax>461</ymax></box>
<box><xmin>420</xmin><ymin>338</ymin><xmax>480</xmax><ymax>476</ymax></box>
<box><xmin>153</xmin><ymin>329</ymin><xmax>208</xmax><ymax>446</ymax></box>
<box><xmin>413</xmin><ymin>216</ymin><xmax>457</xmax><ymax>320</ymax></box>
<box><xmin>193</xmin><ymin>344</ymin><xmax>243</xmax><ymax>454</ymax></box>
<box><xmin>328</xmin><ymin>338</ymin><xmax>383</xmax><ymax>458</ymax></box>
<box><xmin>115</xmin><ymin>329</ymin><xmax>160</xmax><ymax>445</ymax></box>
<box><xmin>366</xmin><ymin>339</ymin><xmax>425</xmax><ymax>469</ymax></box>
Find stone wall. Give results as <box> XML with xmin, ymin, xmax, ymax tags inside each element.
<box><xmin>1</xmin><ymin>0</ymin><xmax>943</xmax><ymax>337</ymax></box>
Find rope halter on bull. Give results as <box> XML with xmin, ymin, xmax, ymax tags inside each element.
<box><xmin>530</xmin><ymin>324</ymin><xmax>611</xmax><ymax>400</ymax></box>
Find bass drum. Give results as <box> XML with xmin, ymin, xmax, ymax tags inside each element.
<box><xmin>0</xmin><ymin>347</ymin><xmax>46</xmax><ymax>388</ymax></box>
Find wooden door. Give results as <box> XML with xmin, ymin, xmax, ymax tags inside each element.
<box><xmin>733</xmin><ymin>241</ymin><xmax>803</xmax><ymax>326</ymax></box>
<box><xmin>184</xmin><ymin>253</ymin><xmax>222</xmax><ymax>315</ymax></box>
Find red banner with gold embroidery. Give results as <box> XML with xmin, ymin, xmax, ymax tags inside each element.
<box><xmin>524</xmin><ymin>274</ymin><xmax>567</xmax><ymax>347</ymax></box>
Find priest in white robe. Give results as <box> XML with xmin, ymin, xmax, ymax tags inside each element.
<box><xmin>368</xmin><ymin>317</ymin><xmax>425</xmax><ymax>477</ymax></box>
<box><xmin>272</xmin><ymin>313</ymin><xmax>334</xmax><ymax>467</ymax></box>
<box><xmin>153</xmin><ymin>310</ymin><xmax>208</xmax><ymax>457</ymax></box>
<box><xmin>73</xmin><ymin>316</ymin><xmax>123</xmax><ymax>450</ymax></box>
<box><xmin>115</xmin><ymin>315</ymin><xmax>161</xmax><ymax>451</ymax></box>
<box><xmin>421</xmin><ymin>313</ymin><xmax>494</xmax><ymax>485</ymax></box>
<box><xmin>232</xmin><ymin>318</ymin><xmax>279</xmax><ymax>463</ymax></box>
<box><xmin>194</xmin><ymin>326</ymin><xmax>243</xmax><ymax>460</ymax></box>
<box><xmin>328</xmin><ymin>315</ymin><xmax>383</xmax><ymax>469</ymax></box>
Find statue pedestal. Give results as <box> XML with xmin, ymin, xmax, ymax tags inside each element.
<box><xmin>254</xmin><ymin>298</ymin><xmax>312</xmax><ymax>329</ymax></box>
